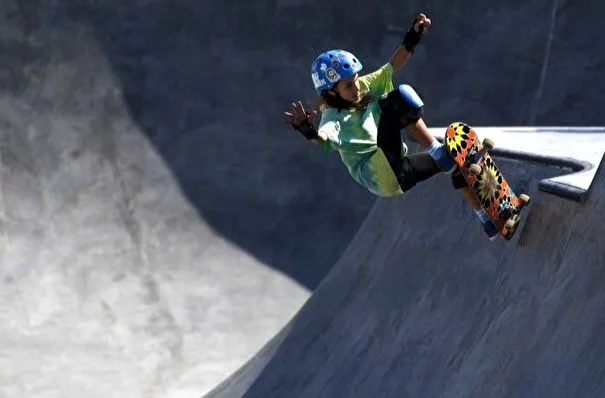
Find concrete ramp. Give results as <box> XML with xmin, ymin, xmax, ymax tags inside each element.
<box><xmin>0</xmin><ymin>2</ymin><xmax>374</xmax><ymax>397</ymax></box>
<box><xmin>207</xmin><ymin>154</ymin><xmax>605</xmax><ymax>398</ymax></box>
<box><xmin>1</xmin><ymin>0</ymin><xmax>605</xmax><ymax>397</ymax></box>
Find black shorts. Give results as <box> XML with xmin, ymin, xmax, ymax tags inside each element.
<box><xmin>376</xmin><ymin>111</ymin><xmax>467</xmax><ymax>192</ymax></box>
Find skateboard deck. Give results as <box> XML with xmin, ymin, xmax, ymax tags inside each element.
<box><xmin>444</xmin><ymin>121</ymin><xmax>531</xmax><ymax>240</ymax></box>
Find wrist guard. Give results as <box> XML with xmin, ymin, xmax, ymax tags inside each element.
<box><xmin>401</xmin><ymin>18</ymin><xmax>424</xmax><ymax>52</ymax></box>
<box><xmin>294</xmin><ymin>118</ymin><xmax>319</xmax><ymax>140</ymax></box>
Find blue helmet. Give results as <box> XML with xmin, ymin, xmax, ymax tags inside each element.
<box><xmin>310</xmin><ymin>49</ymin><xmax>363</xmax><ymax>95</ymax></box>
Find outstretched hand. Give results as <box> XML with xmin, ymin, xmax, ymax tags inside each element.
<box><xmin>284</xmin><ymin>101</ymin><xmax>318</xmax><ymax>128</ymax></box>
<box><xmin>413</xmin><ymin>13</ymin><xmax>431</xmax><ymax>33</ymax></box>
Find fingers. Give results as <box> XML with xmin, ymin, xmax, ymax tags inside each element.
<box><xmin>296</xmin><ymin>100</ymin><xmax>306</xmax><ymax>115</ymax></box>
<box><xmin>285</xmin><ymin>102</ymin><xmax>305</xmax><ymax>125</ymax></box>
<box><xmin>285</xmin><ymin>101</ymin><xmax>318</xmax><ymax>125</ymax></box>
<box><xmin>294</xmin><ymin>101</ymin><xmax>309</xmax><ymax>118</ymax></box>
<box><xmin>288</xmin><ymin>101</ymin><xmax>301</xmax><ymax>117</ymax></box>
<box><xmin>414</xmin><ymin>13</ymin><xmax>431</xmax><ymax>32</ymax></box>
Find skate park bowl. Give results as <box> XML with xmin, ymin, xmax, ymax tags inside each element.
<box><xmin>1</xmin><ymin>1</ymin><xmax>605</xmax><ymax>398</ymax></box>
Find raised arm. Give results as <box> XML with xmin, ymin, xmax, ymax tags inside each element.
<box><xmin>389</xmin><ymin>13</ymin><xmax>432</xmax><ymax>72</ymax></box>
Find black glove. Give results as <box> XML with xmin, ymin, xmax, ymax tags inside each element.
<box><xmin>292</xmin><ymin>115</ymin><xmax>319</xmax><ymax>140</ymax></box>
<box><xmin>402</xmin><ymin>16</ymin><xmax>425</xmax><ymax>52</ymax></box>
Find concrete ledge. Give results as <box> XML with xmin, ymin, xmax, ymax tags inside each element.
<box><xmin>431</xmin><ymin>126</ymin><xmax>605</xmax><ymax>203</ymax></box>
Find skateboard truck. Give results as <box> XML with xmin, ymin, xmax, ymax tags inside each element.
<box><xmin>466</xmin><ymin>138</ymin><xmax>495</xmax><ymax>176</ymax></box>
<box><xmin>465</xmin><ymin>137</ymin><xmax>531</xmax><ymax>234</ymax></box>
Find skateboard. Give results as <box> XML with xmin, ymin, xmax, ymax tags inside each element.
<box><xmin>444</xmin><ymin>121</ymin><xmax>531</xmax><ymax>240</ymax></box>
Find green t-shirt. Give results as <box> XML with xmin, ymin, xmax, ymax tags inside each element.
<box><xmin>317</xmin><ymin>63</ymin><xmax>406</xmax><ymax>197</ymax></box>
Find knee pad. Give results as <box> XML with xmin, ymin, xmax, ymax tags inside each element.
<box><xmin>398</xmin><ymin>84</ymin><xmax>423</xmax><ymax>108</ymax></box>
<box><xmin>379</xmin><ymin>84</ymin><xmax>424</xmax><ymax>128</ymax></box>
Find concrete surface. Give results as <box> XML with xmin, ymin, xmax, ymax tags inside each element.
<box><xmin>430</xmin><ymin>126</ymin><xmax>605</xmax><ymax>201</ymax></box>
<box><xmin>203</xmin><ymin>0</ymin><xmax>605</xmax><ymax>396</ymax></box>
<box><xmin>0</xmin><ymin>2</ymin><xmax>375</xmax><ymax>397</ymax></box>
<box><xmin>0</xmin><ymin>0</ymin><xmax>604</xmax><ymax>397</ymax></box>
<box><xmin>209</xmin><ymin>157</ymin><xmax>605</xmax><ymax>398</ymax></box>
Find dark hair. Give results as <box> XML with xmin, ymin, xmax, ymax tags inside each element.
<box><xmin>318</xmin><ymin>88</ymin><xmax>374</xmax><ymax>112</ymax></box>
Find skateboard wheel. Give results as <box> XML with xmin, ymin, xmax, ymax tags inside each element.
<box><xmin>469</xmin><ymin>164</ymin><xmax>482</xmax><ymax>176</ymax></box>
<box><xmin>519</xmin><ymin>194</ymin><xmax>531</xmax><ymax>206</ymax></box>
<box><xmin>504</xmin><ymin>219</ymin><xmax>516</xmax><ymax>231</ymax></box>
<box><xmin>482</xmin><ymin>138</ymin><xmax>495</xmax><ymax>151</ymax></box>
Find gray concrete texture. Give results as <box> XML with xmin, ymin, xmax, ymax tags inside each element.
<box><xmin>0</xmin><ymin>2</ymin><xmax>366</xmax><ymax>397</ymax></box>
<box><xmin>209</xmin><ymin>159</ymin><xmax>605</xmax><ymax>398</ymax></box>
<box><xmin>0</xmin><ymin>0</ymin><xmax>603</xmax><ymax>397</ymax></box>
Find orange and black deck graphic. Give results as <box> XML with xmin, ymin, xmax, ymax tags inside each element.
<box><xmin>445</xmin><ymin>122</ymin><xmax>523</xmax><ymax>236</ymax></box>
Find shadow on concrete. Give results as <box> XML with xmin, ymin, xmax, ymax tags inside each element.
<box><xmin>47</xmin><ymin>0</ymin><xmax>384</xmax><ymax>290</ymax></box>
